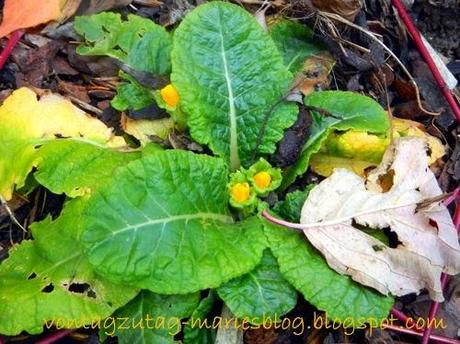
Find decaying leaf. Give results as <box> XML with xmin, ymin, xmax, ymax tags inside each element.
<box><xmin>121</xmin><ymin>113</ymin><xmax>174</xmax><ymax>144</ymax></box>
<box><xmin>282</xmin><ymin>91</ymin><xmax>390</xmax><ymax>188</ymax></box>
<box><xmin>293</xmin><ymin>52</ymin><xmax>335</xmax><ymax>95</ymax></box>
<box><xmin>392</xmin><ymin>118</ymin><xmax>446</xmax><ymax>164</ymax></box>
<box><xmin>0</xmin><ymin>87</ymin><xmax>124</xmax><ymax>200</ymax></box>
<box><xmin>0</xmin><ymin>0</ymin><xmax>132</xmax><ymax>38</ymax></box>
<box><xmin>296</xmin><ymin>137</ymin><xmax>460</xmax><ymax>301</ymax></box>
<box><xmin>310</xmin><ymin>118</ymin><xmax>446</xmax><ymax>177</ymax></box>
<box><xmin>312</xmin><ymin>0</ymin><xmax>362</xmax><ymax>22</ymax></box>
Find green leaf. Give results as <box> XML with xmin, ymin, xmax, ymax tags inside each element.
<box><xmin>183</xmin><ymin>291</ymin><xmax>217</xmax><ymax>344</ymax></box>
<box><xmin>171</xmin><ymin>2</ymin><xmax>298</xmax><ymax>170</ymax></box>
<box><xmin>0</xmin><ymin>240</ymin><xmax>137</xmax><ymax>336</ymax></box>
<box><xmin>272</xmin><ymin>185</ymin><xmax>314</xmax><ymax>222</ymax></box>
<box><xmin>282</xmin><ymin>91</ymin><xmax>390</xmax><ymax>188</ymax></box>
<box><xmin>80</xmin><ymin>150</ymin><xmax>268</xmax><ymax>293</ymax></box>
<box><xmin>112</xmin><ymin>72</ymin><xmax>157</xmax><ymax>111</ymax></box>
<box><xmin>108</xmin><ymin>291</ymin><xmax>200</xmax><ymax>344</ymax></box>
<box><xmin>34</xmin><ymin>140</ymin><xmax>141</xmax><ymax>198</ymax></box>
<box><xmin>270</xmin><ymin>20</ymin><xmax>323</xmax><ymax>74</ymax></box>
<box><xmin>32</xmin><ymin>140</ymin><xmax>143</xmax><ymax>262</ymax></box>
<box><xmin>0</xmin><ymin>140</ymin><xmax>146</xmax><ymax>335</ymax></box>
<box><xmin>218</xmin><ymin>249</ymin><xmax>297</xmax><ymax>323</ymax></box>
<box><xmin>75</xmin><ymin>13</ymin><xmax>172</xmax><ymax>75</ymax></box>
<box><xmin>263</xmin><ymin>221</ymin><xmax>393</xmax><ymax>323</ymax></box>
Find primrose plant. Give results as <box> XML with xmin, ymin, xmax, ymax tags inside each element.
<box><xmin>0</xmin><ymin>2</ymin><xmax>396</xmax><ymax>341</ymax></box>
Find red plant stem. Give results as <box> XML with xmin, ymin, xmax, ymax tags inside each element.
<box><xmin>261</xmin><ymin>210</ymin><xmax>304</xmax><ymax>230</ymax></box>
<box><xmin>421</xmin><ymin>200</ymin><xmax>460</xmax><ymax>344</ymax></box>
<box><xmin>444</xmin><ymin>187</ymin><xmax>460</xmax><ymax>207</ymax></box>
<box><xmin>383</xmin><ymin>324</ymin><xmax>460</xmax><ymax>344</ymax></box>
<box><xmin>390</xmin><ymin>0</ymin><xmax>460</xmax><ymax>122</ymax></box>
<box><xmin>36</xmin><ymin>330</ymin><xmax>74</xmax><ymax>344</ymax></box>
<box><xmin>391</xmin><ymin>307</ymin><xmax>422</xmax><ymax>330</ymax></box>
<box><xmin>391</xmin><ymin>307</ymin><xmax>411</xmax><ymax>323</ymax></box>
<box><xmin>0</xmin><ymin>30</ymin><xmax>23</xmax><ymax>70</ymax></box>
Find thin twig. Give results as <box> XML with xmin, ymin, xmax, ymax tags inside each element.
<box><xmin>317</xmin><ymin>11</ymin><xmax>439</xmax><ymax>117</ymax></box>
<box><xmin>0</xmin><ymin>195</ymin><xmax>27</xmax><ymax>233</ymax></box>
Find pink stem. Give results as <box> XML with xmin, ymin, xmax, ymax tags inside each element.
<box><xmin>36</xmin><ymin>330</ymin><xmax>74</xmax><ymax>344</ymax></box>
<box><xmin>0</xmin><ymin>30</ymin><xmax>23</xmax><ymax>70</ymax></box>
<box><xmin>261</xmin><ymin>210</ymin><xmax>304</xmax><ymax>231</ymax></box>
<box><xmin>444</xmin><ymin>187</ymin><xmax>460</xmax><ymax>207</ymax></box>
<box><xmin>383</xmin><ymin>324</ymin><xmax>460</xmax><ymax>344</ymax></box>
<box><xmin>390</xmin><ymin>0</ymin><xmax>460</xmax><ymax>122</ymax></box>
<box><xmin>421</xmin><ymin>202</ymin><xmax>460</xmax><ymax>344</ymax></box>
<box><xmin>391</xmin><ymin>307</ymin><xmax>410</xmax><ymax>322</ymax></box>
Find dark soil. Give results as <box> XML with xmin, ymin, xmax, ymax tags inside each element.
<box><xmin>411</xmin><ymin>0</ymin><xmax>460</xmax><ymax>59</ymax></box>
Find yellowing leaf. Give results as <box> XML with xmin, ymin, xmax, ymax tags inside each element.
<box><xmin>392</xmin><ymin>118</ymin><xmax>445</xmax><ymax>164</ymax></box>
<box><xmin>0</xmin><ymin>87</ymin><xmax>124</xmax><ymax>200</ymax></box>
<box><xmin>297</xmin><ymin>138</ymin><xmax>460</xmax><ymax>301</ymax></box>
<box><xmin>121</xmin><ymin>114</ymin><xmax>175</xmax><ymax>145</ymax></box>
<box><xmin>311</xmin><ymin>118</ymin><xmax>446</xmax><ymax>177</ymax></box>
<box><xmin>310</xmin><ymin>154</ymin><xmax>375</xmax><ymax>177</ymax></box>
<box><xmin>323</xmin><ymin>131</ymin><xmax>389</xmax><ymax>163</ymax></box>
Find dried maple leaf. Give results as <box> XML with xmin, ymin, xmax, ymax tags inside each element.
<box><xmin>279</xmin><ymin>138</ymin><xmax>460</xmax><ymax>301</ymax></box>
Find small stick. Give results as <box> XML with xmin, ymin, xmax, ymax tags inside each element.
<box><xmin>317</xmin><ymin>11</ymin><xmax>439</xmax><ymax>117</ymax></box>
<box><xmin>0</xmin><ymin>195</ymin><xmax>27</xmax><ymax>233</ymax></box>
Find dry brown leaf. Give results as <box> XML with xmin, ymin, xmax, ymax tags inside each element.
<box><xmin>312</xmin><ymin>0</ymin><xmax>362</xmax><ymax>22</ymax></box>
<box><xmin>293</xmin><ymin>52</ymin><xmax>335</xmax><ymax>95</ymax></box>
<box><xmin>299</xmin><ymin>137</ymin><xmax>460</xmax><ymax>301</ymax></box>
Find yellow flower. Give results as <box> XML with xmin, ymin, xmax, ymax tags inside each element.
<box><xmin>253</xmin><ymin>171</ymin><xmax>271</xmax><ymax>189</ymax></box>
<box><xmin>160</xmin><ymin>84</ymin><xmax>179</xmax><ymax>107</ymax></box>
<box><xmin>230</xmin><ymin>182</ymin><xmax>251</xmax><ymax>203</ymax></box>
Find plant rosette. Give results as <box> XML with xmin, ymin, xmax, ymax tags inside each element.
<box><xmin>247</xmin><ymin>158</ymin><xmax>282</xmax><ymax>196</ymax></box>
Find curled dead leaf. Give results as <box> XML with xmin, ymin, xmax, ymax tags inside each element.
<box><xmin>312</xmin><ymin>0</ymin><xmax>362</xmax><ymax>22</ymax></box>
<box><xmin>293</xmin><ymin>52</ymin><xmax>335</xmax><ymax>95</ymax></box>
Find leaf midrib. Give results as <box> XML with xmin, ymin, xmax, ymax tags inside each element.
<box><xmin>218</xmin><ymin>19</ymin><xmax>239</xmax><ymax>171</ymax></box>
<box><xmin>96</xmin><ymin>212</ymin><xmax>234</xmax><ymax>242</ymax></box>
